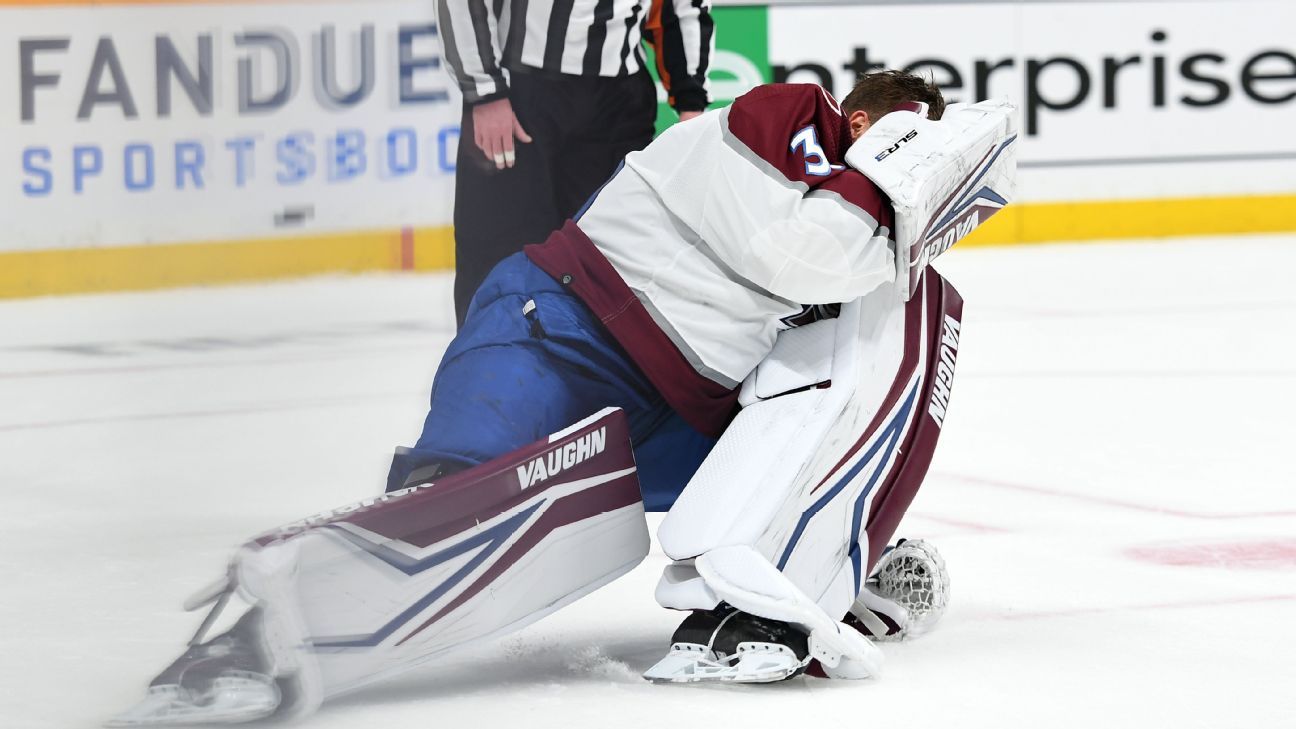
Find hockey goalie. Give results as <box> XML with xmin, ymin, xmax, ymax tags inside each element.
<box><xmin>111</xmin><ymin>70</ymin><xmax>1017</xmax><ymax>725</ymax></box>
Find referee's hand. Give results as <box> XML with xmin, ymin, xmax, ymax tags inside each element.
<box><xmin>473</xmin><ymin>99</ymin><xmax>533</xmax><ymax>170</ymax></box>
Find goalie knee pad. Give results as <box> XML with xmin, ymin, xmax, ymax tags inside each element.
<box><xmin>384</xmin><ymin>448</ymin><xmax>473</xmax><ymax>493</ymax></box>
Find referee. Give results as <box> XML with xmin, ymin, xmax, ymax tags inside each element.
<box><xmin>437</xmin><ymin>0</ymin><xmax>715</xmax><ymax>325</ymax></box>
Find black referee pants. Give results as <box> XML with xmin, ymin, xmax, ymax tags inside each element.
<box><xmin>452</xmin><ymin>67</ymin><xmax>657</xmax><ymax>326</ymax></box>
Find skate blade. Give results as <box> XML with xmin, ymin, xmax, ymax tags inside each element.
<box><xmin>105</xmin><ymin>675</ymin><xmax>280</xmax><ymax>727</ymax></box>
<box><xmin>644</xmin><ymin>643</ymin><xmax>806</xmax><ymax>684</ymax></box>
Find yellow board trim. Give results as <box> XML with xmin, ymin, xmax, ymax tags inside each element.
<box><xmin>0</xmin><ymin>226</ymin><xmax>455</xmax><ymax>299</ymax></box>
<box><xmin>962</xmin><ymin>193</ymin><xmax>1296</xmax><ymax>247</ymax></box>
<box><xmin>2</xmin><ymin>193</ymin><xmax>1294</xmax><ymax>299</ymax></box>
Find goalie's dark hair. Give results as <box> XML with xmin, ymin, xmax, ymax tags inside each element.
<box><xmin>842</xmin><ymin>69</ymin><xmax>946</xmax><ymax>122</ymax></box>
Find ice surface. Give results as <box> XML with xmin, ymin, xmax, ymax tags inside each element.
<box><xmin>3</xmin><ymin>235</ymin><xmax>1294</xmax><ymax>729</ymax></box>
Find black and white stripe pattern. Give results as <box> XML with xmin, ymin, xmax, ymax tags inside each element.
<box><xmin>437</xmin><ymin>0</ymin><xmax>713</xmax><ymax>108</ymax></box>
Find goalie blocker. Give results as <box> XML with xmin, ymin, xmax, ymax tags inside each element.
<box><xmin>111</xmin><ymin>408</ymin><xmax>649</xmax><ymax>725</ymax></box>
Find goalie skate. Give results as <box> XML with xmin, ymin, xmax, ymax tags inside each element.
<box><xmin>106</xmin><ymin>675</ymin><xmax>279</xmax><ymax>727</ymax></box>
<box><xmin>109</xmin><ymin>542</ymin><xmax>322</xmax><ymax>726</ymax></box>
<box><xmin>643</xmin><ymin>606</ymin><xmax>811</xmax><ymax>684</ymax></box>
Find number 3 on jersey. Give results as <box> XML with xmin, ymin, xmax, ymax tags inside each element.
<box><xmin>790</xmin><ymin>126</ymin><xmax>832</xmax><ymax>177</ymax></box>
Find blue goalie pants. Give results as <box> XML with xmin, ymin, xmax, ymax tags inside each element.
<box><xmin>389</xmin><ymin>252</ymin><xmax>717</xmax><ymax>511</ymax></box>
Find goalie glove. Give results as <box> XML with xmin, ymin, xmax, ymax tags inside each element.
<box><xmin>847</xmin><ymin>539</ymin><xmax>951</xmax><ymax>642</ymax></box>
<box><xmin>846</xmin><ymin>99</ymin><xmax>1018</xmax><ymax>301</ymax></box>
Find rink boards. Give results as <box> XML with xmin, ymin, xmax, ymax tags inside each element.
<box><xmin>1</xmin><ymin>0</ymin><xmax>1294</xmax><ymax>297</ymax></box>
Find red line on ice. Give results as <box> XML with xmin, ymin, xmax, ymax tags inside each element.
<box><xmin>1125</xmin><ymin>539</ymin><xmax>1296</xmax><ymax>570</ymax></box>
<box><xmin>911</xmin><ymin>513</ymin><xmax>1011</xmax><ymax>534</ymax></box>
<box><xmin>975</xmin><ymin>299</ymin><xmax>1296</xmax><ymax>321</ymax></box>
<box><xmin>0</xmin><ymin>343</ymin><xmax>437</xmax><ymax>380</ymax></box>
<box><xmin>0</xmin><ymin>392</ymin><xmax>419</xmax><ymax>432</ymax></box>
<box><xmin>941</xmin><ymin>473</ymin><xmax>1296</xmax><ymax>520</ymax></box>
<box><xmin>400</xmin><ymin>227</ymin><xmax>415</xmax><ymax>271</ymax></box>
<box><xmin>959</xmin><ymin>369</ymin><xmax>1296</xmax><ymax>380</ymax></box>
<box><xmin>982</xmin><ymin>594</ymin><xmax>1296</xmax><ymax>622</ymax></box>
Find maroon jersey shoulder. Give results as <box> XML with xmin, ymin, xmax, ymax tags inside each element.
<box><xmin>727</xmin><ymin>83</ymin><xmax>852</xmax><ymax>180</ymax></box>
<box><xmin>727</xmin><ymin>83</ymin><xmax>890</xmax><ymax>224</ymax></box>
<box><xmin>815</xmin><ymin>172</ymin><xmax>893</xmax><ymax>230</ymax></box>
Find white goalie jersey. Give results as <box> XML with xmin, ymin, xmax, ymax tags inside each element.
<box><xmin>526</xmin><ymin>85</ymin><xmax>1017</xmax><ymax>440</ymax></box>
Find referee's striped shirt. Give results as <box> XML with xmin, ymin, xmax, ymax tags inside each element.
<box><xmin>437</xmin><ymin>0</ymin><xmax>714</xmax><ymax>111</ymax></box>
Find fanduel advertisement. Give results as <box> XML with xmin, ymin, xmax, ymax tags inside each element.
<box><xmin>1</xmin><ymin>1</ymin><xmax>459</xmax><ymax>251</ymax></box>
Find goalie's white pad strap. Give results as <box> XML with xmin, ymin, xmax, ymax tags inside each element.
<box><xmin>846</xmin><ymin>98</ymin><xmax>1018</xmax><ymax>300</ymax></box>
<box><xmin>739</xmin><ymin>317</ymin><xmax>836</xmax><ymax>405</ymax></box>
<box><xmin>235</xmin><ymin>407</ymin><xmax>648</xmax><ymax>705</ymax></box>
<box><xmin>696</xmin><ymin>545</ymin><xmax>883</xmax><ymax>677</ymax></box>
<box><xmin>654</xmin><ymin>561</ymin><xmax>720</xmax><ymax>611</ymax></box>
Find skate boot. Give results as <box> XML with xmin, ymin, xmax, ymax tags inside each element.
<box><xmin>643</xmin><ymin>603</ymin><xmax>811</xmax><ymax>684</ymax></box>
<box><xmin>109</xmin><ymin>546</ymin><xmax>320</xmax><ymax>727</ymax></box>
<box><xmin>846</xmin><ymin>539</ymin><xmax>950</xmax><ymax>642</ymax></box>
<box><xmin>108</xmin><ymin>600</ymin><xmax>281</xmax><ymax>726</ymax></box>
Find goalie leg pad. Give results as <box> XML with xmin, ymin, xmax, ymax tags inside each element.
<box><xmin>653</xmin><ymin>270</ymin><xmax>964</xmax><ymax>677</ymax></box>
<box><xmin>263</xmin><ymin>407</ymin><xmax>647</xmax><ymax>704</ymax></box>
<box><xmin>696</xmin><ymin>545</ymin><xmax>883</xmax><ymax>679</ymax></box>
<box><xmin>118</xmin><ymin>408</ymin><xmax>648</xmax><ymax>724</ymax></box>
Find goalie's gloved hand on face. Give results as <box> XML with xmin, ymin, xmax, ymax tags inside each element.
<box><xmin>847</xmin><ymin>539</ymin><xmax>951</xmax><ymax>642</ymax></box>
<box><xmin>643</xmin><ymin>603</ymin><xmax>812</xmax><ymax>684</ymax></box>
